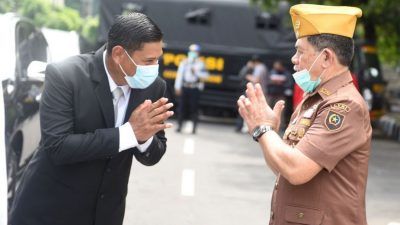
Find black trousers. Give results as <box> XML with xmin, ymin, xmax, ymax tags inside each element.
<box><xmin>177</xmin><ymin>87</ymin><xmax>200</xmax><ymax>133</ymax></box>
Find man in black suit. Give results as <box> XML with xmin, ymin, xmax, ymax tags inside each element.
<box><xmin>10</xmin><ymin>13</ymin><xmax>173</xmax><ymax>225</ymax></box>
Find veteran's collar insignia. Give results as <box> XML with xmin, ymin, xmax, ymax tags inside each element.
<box><xmin>319</xmin><ymin>88</ymin><xmax>331</xmax><ymax>96</ymax></box>
<box><xmin>325</xmin><ymin>111</ymin><xmax>345</xmax><ymax>131</ymax></box>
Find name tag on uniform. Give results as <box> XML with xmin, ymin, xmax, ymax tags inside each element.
<box><xmin>303</xmin><ymin>109</ymin><xmax>314</xmax><ymax>119</ymax></box>
<box><xmin>303</xmin><ymin>103</ymin><xmax>319</xmax><ymax>118</ymax></box>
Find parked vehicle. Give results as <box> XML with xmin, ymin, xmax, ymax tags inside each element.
<box><xmin>1</xmin><ymin>12</ymin><xmax>80</xmax><ymax>205</ymax></box>
<box><xmin>1</xmin><ymin>13</ymin><xmax>47</xmax><ymax>204</ymax></box>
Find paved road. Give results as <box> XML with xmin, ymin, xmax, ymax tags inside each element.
<box><xmin>123</xmin><ymin>121</ymin><xmax>400</xmax><ymax>225</ymax></box>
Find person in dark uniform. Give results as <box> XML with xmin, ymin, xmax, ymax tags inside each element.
<box><xmin>174</xmin><ymin>44</ymin><xmax>209</xmax><ymax>134</ymax></box>
<box><xmin>10</xmin><ymin>13</ymin><xmax>173</xmax><ymax>225</ymax></box>
<box><xmin>238</xmin><ymin>4</ymin><xmax>371</xmax><ymax>225</ymax></box>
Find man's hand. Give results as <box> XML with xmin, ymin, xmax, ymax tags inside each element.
<box><xmin>175</xmin><ymin>89</ymin><xmax>181</xmax><ymax>97</ymax></box>
<box><xmin>237</xmin><ymin>83</ymin><xmax>285</xmax><ymax>133</ymax></box>
<box><xmin>129</xmin><ymin>97</ymin><xmax>174</xmax><ymax>143</ymax></box>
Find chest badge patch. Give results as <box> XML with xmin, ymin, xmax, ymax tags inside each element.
<box><xmin>325</xmin><ymin>111</ymin><xmax>345</xmax><ymax>131</ymax></box>
<box><xmin>297</xmin><ymin>128</ymin><xmax>306</xmax><ymax>139</ymax></box>
<box><xmin>299</xmin><ymin>118</ymin><xmax>311</xmax><ymax>127</ymax></box>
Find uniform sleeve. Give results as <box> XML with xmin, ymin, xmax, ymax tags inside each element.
<box><xmin>295</xmin><ymin>99</ymin><xmax>368</xmax><ymax>172</ymax></box>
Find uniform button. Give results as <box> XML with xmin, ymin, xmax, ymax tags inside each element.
<box><xmin>297</xmin><ymin>212</ymin><xmax>304</xmax><ymax>219</ymax></box>
<box><xmin>274</xmin><ymin>182</ymin><xmax>278</xmax><ymax>190</ymax></box>
<box><xmin>100</xmin><ymin>194</ymin><xmax>105</xmax><ymax>199</ymax></box>
<box><xmin>106</xmin><ymin>168</ymin><xmax>111</xmax><ymax>173</ymax></box>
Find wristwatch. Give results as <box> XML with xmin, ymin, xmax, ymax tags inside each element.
<box><xmin>252</xmin><ymin>125</ymin><xmax>273</xmax><ymax>142</ymax></box>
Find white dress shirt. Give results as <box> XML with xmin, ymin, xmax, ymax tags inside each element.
<box><xmin>103</xmin><ymin>51</ymin><xmax>153</xmax><ymax>152</ymax></box>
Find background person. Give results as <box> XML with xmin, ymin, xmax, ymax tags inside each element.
<box><xmin>245</xmin><ymin>54</ymin><xmax>268</xmax><ymax>89</ymax></box>
<box><xmin>235</xmin><ymin>58</ymin><xmax>255</xmax><ymax>132</ymax></box>
<box><xmin>174</xmin><ymin>44</ymin><xmax>209</xmax><ymax>134</ymax></box>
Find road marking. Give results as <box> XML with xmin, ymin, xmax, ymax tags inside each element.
<box><xmin>388</xmin><ymin>222</ymin><xmax>400</xmax><ymax>225</ymax></box>
<box><xmin>183</xmin><ymin>138</ymin><xmax>195</xmax><ymax>155</ymax></box>
<box><xmin>183</xmin><ymin>121</ymin><xmax>194</xmax><ymax>133</ymax></box>
<box><xmin>181</xmin><ymin>169</ymin><xmax>195</xmax><ymax>196</ymax></box>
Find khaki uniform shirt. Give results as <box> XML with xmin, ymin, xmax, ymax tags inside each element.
<box><xmin>270</xmin><ymin>72</ymin><xmax>372</xmax><ymax>225</ymax></box>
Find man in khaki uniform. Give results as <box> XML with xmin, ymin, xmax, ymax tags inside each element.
<box><xmin>237</xmin><ymin>4</ymin><xmax>371</xmax><ymax>225</ymax></box>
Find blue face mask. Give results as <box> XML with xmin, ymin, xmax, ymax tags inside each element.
<box><xmin>293</xmin><ymin>50</ymin><xmax>325</xmax><ymax>93</ymax></box>
<box><xmin>119</xmin><ymin>49</ymin><xmax>159</xmax><ymax>89</ymax></box>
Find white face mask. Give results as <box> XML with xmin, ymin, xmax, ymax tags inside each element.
<box><xmin>119</xmin><ymin>49</ymin><xmax>159</xmax><ymax>89</ymax></box>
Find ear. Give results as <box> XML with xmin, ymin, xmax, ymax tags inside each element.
<box><xmin>322</xmin><ymin>49</ymin><xmax>335</xmax><ymax>68</ymax></box>
<box><xmin>111</xmin><ymin>45</ymin><xmax>125</xmax><ymax>64</ymax></box>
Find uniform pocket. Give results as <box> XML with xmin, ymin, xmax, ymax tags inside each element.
<box><xmin>284</xmin><ymin>205</ymin><xmax>323</xmax><ymax>225</ymax></box>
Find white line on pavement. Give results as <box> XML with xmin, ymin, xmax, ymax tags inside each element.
<box><xmin>183</xmin><ymin>138</ymin><xmax>195</xmax><ymax>155</ymax></box>
<box><xmin>388</xmin><ymin>222</ymin><xmax>400</xmax><ymax>225</ymax></box>
<box><xmin>181</xmin><ymin>169</ymin><xmax>195</xmax><ymax>196</ymax></box>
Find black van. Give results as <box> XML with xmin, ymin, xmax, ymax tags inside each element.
<box><xmin>98</xmin><ymin>0</ymin><xmax>296</xmax><ymax>117</ymax></box>
<box><xmin>98</xmin><ymin>0</ymin><xmax>386</xmax><ymax>120</ymax></box>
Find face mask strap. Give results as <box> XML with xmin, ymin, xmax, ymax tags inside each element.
<box><xmin>308</xmin><ymin>49</ymin><xmax>325</xmax><ymax>72</ymax></box>
<box><xmin>123</xmin><ymin>49</ymin><xmax>138</xmax><ymax>66</ymax></box>
<box><xmin>319</xmin><ymin>69</ymin><xmax>327</xmax><ymax>81</ymax></box>
<box><xmin>118</xmin><ymin>64</ymin><xmax>129</xmax><ymax>77</ymax></box>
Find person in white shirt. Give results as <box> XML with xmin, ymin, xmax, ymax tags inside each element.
<box><xmin>174</xmin><ymin>44</ymin><xmax>209</xmax><ymax>134</ymax></box>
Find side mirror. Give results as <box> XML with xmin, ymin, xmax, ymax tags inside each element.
<box><xmin>2</xmin><ymin>79</ymin><xmax>15</xmax><ymax>96</ymax></box>
<box><xmin>27</xmin><ymin>61</ymin><xmax>47</xmax><ymax>81</ymax></box>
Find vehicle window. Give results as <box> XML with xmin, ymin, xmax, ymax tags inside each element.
<box><xmin>15</xmin><ymin>21</ymin><xmax>48</xmax><ymax>77</ymax></box>
<box><xmin>185</xmin><ymin>8</ymin><xmax>211</xmax><ymax>25</ymax></box>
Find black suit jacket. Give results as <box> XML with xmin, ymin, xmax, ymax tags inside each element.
<box><xmin>10</xmin><ymin>47</ymin><xmax>167</xmax><ymax>225</ymax></box>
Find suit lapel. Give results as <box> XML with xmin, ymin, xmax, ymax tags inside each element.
<box><xmin>124</xmin><ymin>89</ymin><xmax>143</xmax><ymax>123</ymax></box>
<box><xmin>91</xmin><ymin>47</ymin><xmax>115</xmax><ymax>128</ymax></box>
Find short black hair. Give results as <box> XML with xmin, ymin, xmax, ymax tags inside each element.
<box><xmin>307</xmin><ymin>34</ymin><xmax>354</xmax><ymax>67</ymax></box>
<box><xmin>107</xmin><ymin>12</ymin><xmax>163</xmax><ymax>55</ymax></box>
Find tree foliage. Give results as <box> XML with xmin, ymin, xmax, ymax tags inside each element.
<box><xmin>253</xmin><ymin>0</ymin><xmax>400</xmax><ymax>65</ymax></box>
<box><xmin>18</xmin><ymin>0</ymin><xmax>82</xmax><ymax>31</ymax></box>
<box><xmin>0</xmin><ymin>0</ymin><xmax>99</xmax><ymax>46</ymax></box>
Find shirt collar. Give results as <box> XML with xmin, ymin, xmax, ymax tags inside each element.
<box><xmin>307</xmin><ymin>69</ymin><xmax>353</xmax><ymax>100</ymax></box>
<box><xmin>103</xmin><ymin>50</ymin><xmax>130</xmax><ymax>98</ymax></box>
